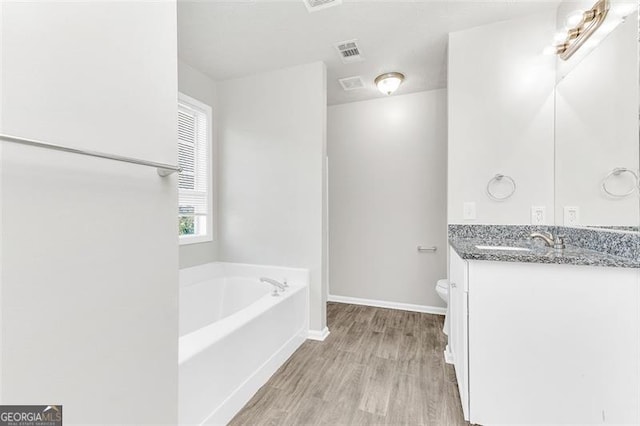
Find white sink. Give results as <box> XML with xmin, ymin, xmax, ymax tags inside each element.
<box><xmin>475</xmin><ymin>245</ymin><xmax>531</xmax><ymax>252</ymax></box>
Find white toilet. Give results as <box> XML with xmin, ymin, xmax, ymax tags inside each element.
<box><xmin>436</xmin><ymin>278</ymin><xmax>449</xmax><ymax>304</ymax></box>
<box><xmin>435</xmin><ymin>278</ymin><xmax>449</xmax><ymax>334</ymax></box>
<box><xmin>435</xmin><ymin>278</ymin><xmax>454</xmax><ymax>364</ymax></box>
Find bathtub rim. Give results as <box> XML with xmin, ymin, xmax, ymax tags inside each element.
<box><xmin>179</xmin><ymin>261</ymin><xmax>311</xmax><ymax>289</ymax></box>
<box><xmin>179</xmin><ymin>279</ymin><xmax>307</xmax><ymax>365</ymax></box>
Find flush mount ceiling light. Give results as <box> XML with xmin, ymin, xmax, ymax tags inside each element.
<box><xmin>374</xmin><ymin>72</ymin><xmax>405</xmax><ymax>95</ymax></box>
<box><xmin>552</xmin><ymin>0</ymin><xmax>610</xmax><ymax>60</ymax></box>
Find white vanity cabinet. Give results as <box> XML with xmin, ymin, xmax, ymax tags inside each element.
<box><xmin>448</xmin><ymin>246</ymin><xmax>640</xmax><ymax>425</ymax></box>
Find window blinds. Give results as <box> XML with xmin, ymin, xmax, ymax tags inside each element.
<box><xmin>178</xmin><ymin>101</ymin><xmax>209</xmax><ymax>218</ymax></box>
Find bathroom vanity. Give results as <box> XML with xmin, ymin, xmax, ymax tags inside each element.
<box><xmin>447</xmin><ymin>237</ymin><xmax>639</xmax><ymax>425</ymax></box>
<box><xmin>444</xmin><ymin>1</ymin><xmax>640</xmax><ymax>423</ymax></box>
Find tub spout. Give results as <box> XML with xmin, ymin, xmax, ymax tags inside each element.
<box><xmin>260</xmin><ymin>277</ymin><xmax>286</xmax><ymax>292</ymax></box>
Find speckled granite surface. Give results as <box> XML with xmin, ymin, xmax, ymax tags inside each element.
<box><xmin>448</xmin><ymin>225</ymin><xmax>639</xmax><ymax>269</ymax></box>
<box><xmin>448</xmin><ymin>224</ymin><xmax>554</xmax><ymax>241</ymax></box>
<box><xmin>588</xmin><ymin>225</ymin><xmax>640</xmax><ymax>232</ymax></box>
<box><xmin>559</xmin><ymin>226</ymin><xmax>639</xmax><ymax>260</ymax></box>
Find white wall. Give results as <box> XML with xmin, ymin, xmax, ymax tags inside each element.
<box><xmin>178</xmin><ymin>60</ymin><xmax>219</xmax><ymax>268</ymax></box>
<box><xmin>328</xmin><ymin>90</ymin><xmax>448</xmax><ymax>309</ymax></box>
<box><xmin>555</xmin><ymin>14</ymin><xmax>639</xmax><ymax>226</ymax></box>
<box><xmin>448</xmin><ymin>13</ymin><xmax>556</xmax><ymax>225</ymax></box>
<box><xmin>0</xmin><ymin>2</ymin><xmax>178</xmax><ymax>424</ymax></box>
<box><xmin>216</xmin><ymin>62</ymin><xmax>328</xmax><ymax>333</ymax></box>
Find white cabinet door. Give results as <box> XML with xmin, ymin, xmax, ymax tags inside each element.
<box><xmin>449</xmin><ymin>247</ymin><xmax>469</xmax><ymax>420</ymax></box>
<box><xmin>468</xmin><ymin>261</ymin><xmax>640</xmax><ymax>425</ymax></box>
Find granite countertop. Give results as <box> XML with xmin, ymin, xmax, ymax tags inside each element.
<box><xmin>449</xmin><ymin>238</ymin><xmax>639</xmax><ymax>269</ymax></box>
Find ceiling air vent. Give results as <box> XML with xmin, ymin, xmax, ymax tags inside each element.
<box><xmin>303</xmin><ymin>0</ymin><xmax>342</xmax><ymax>12</ymax></box>
<box><xmin>338</xmin><ymin>76</ymin><xmax>366</xmax><ymax>91</ymax></box>
<box><xmin>334</xmin><ymin>39</ymin><xmax>364</xmax><ymax>63</ymax></box>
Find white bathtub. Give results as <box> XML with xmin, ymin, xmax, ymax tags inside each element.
<box><xmin>178</xmin><ymin>262</ymin><xmax>309</xmax><ymax>425</ymax></box>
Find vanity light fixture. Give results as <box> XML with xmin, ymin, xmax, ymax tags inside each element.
<box><xmin>553</xmin><ymin>0</ymin><xmax>610</xmax><ymax>60</ymax></box>
<box><xmin>374</xmin><ymin>72</ymin><xmax>404</xmax><ymax>95</ymax></box>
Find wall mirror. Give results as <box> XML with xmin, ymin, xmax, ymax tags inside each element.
<box><xmin>554</xmin><ymin>1</ymin><xmax>639</xmax><ymax>232</ymax></box>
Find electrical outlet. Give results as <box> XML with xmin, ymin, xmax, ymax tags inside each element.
<box><xmin>564</xmin><ymin>206</ymin><xmax>580</xmax><ymax>226</ymax></box>
<box><xmin>531</xmin><ymin>206</ymin><xmax>546</xmax><ymax>225</ymax></box>
<box><xmin>463</xmin><ymin>202</ymin><xmax>476</xmax><ymax>221</ymax></box>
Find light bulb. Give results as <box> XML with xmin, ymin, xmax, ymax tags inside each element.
<box><xmin>377</xmin><ymin>77</ymin><xmax>401</xmax><ymax>95</ymax></box>
<box><xmin>565</xmin><ymin>10</ymin><xmax>585</xmax><ymax>27</ymax></box>
<box><xmin>374</xmin><ymin>72</ymin><xmax>405</xmax><ymax>95</ymax></box>
<box><xmin>554</xmin><ymin>30</ymin><xmax>569</xmax><ymax>43</ymax></box>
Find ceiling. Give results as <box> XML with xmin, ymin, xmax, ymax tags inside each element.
<box><xmin>178</xmin><ymin>0</ymin><xmax>559</xmax><ymax>105</ymax></box>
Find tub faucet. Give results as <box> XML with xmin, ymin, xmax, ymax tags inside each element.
<box><xmin>260</xmin><ymin>277</ymin><xmax>286</xmax><ymax>295</ymax></box>
<box><xmin>530</xmin><ymin>231</ymin><xmax>566</xmax><ymax>250</ymax></box>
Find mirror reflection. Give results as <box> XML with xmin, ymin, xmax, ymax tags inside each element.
<box><xmin>554</xmin><ymin>2</ymin><xmax>639</xmax><ymax>231</ymax></box>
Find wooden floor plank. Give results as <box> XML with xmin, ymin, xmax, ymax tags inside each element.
<box><xmin>316</xmin><ymin>399</ymin><xmax>357</xmax><ymax>425</ymax></box>
<box><xmin>351</xmin><ymin>408</ymin><xmax>386</xmax><ymax>425</ymax></box>
<box><xmin>282</xmin><ymin>396</ymin><xmax>329</xmax><ymax>425</ymax></box>
<box><xmin>229</xmin><ymin>385</ymin><xmax>291</xmax><ymax>425</ymax></box>
<box><xmin>348</xmin><ymin>328</ymin><xmax>383</xmax><ymax>365</ymax></box>
<box><xmin>338</xmin><ymin>320</ymin><xmax>368</xmax><ymax>353</ymax></box>
<box><xmin>369</xmin><ymin>309</ymin><xmax>387</xmax><ymax>333</ymax></box>
<box><xmin>397</xmin><ymin>331</ymin><xmax>422</xmax><ymax>376</ymax></box>
<box><xmin>353</xmin><ymin>304</ymin><xmax>377</xmax><ymax>324</ymax></box>
<box><xmin>385</xmin><ymin>308</ymin><xmax>406</xmax><ymax>330</ymax></box>
<box><xmin>386</xmin><ymin>373</ymin><xmax>425</xmax><ymax>425</ymax></box>
<box><xmin>375</xmin><ymin>326</ymin><xmax>402</xmax><ymax>360</ymax></box>
<box><xmin>400</xmin><ymin>310</ymin><xmax>421</xmax><ymax>336</ymax></box>
<box><xmin>229</xmin><ymin>302</ymin><xmax>469</xmax><ymax>426</ymax></box>
<box><xmin>358</xmin><ymin>356</ymin><xmax>397</xmax><ymax>416</ymax></box>
<box><xmin>306</xmin><ymin>350</ymin><xmax>353</xmax><ymax>401</ymax></box>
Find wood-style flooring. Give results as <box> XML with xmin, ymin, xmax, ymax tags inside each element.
<box><xmin>229</xmin><ymin>302</ymin><xmax>469</xmax><ymax>426</ymax></box>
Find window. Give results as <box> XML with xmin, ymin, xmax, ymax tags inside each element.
<box><xmin>178</xmin><ymin>93</ymin><xmax>212</xmax><ymax>244</ymax></box>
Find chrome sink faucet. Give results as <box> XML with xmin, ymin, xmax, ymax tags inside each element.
<box><xmin>530</xmin><ymin>231</ymin><xmax>566</xmax><ymax>250</ymax></box>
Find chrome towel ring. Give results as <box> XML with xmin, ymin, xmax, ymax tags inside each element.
<box><xmin>486</xmin><ymin>174</ymin><xmax>516</xmax><ymax>201</ymax></box>
<box><xmin>601</xmin><ymin>167</ymin><xmax>639</xmax><ymax>198</ymax></box>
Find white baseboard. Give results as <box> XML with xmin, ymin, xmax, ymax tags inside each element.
<box><xmin>200</xmin><ymin>329</ymin><xmax>306</xmax><ymax>426</ymax></box>
<box><xmin>328</xmin><ymin>294</ymin><xmax>446</xmax><ymax>315</ymax></box>
<box><xmin>307</xmin><ymin>327</ymin><xmax>330</xmax><ymax>341</ymax></box>
<box><xmin>444</xmin><ymin>345</ymin><xmax>455</xmax><ymax>365</ymax></box>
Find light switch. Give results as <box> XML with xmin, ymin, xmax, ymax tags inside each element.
<box><xmin>564</xmin><ymin>206</ymin><xmax>580</xmax><ymax>226</ymax></box>
<box><xmin>531</xmin><ymin>206</ymin><xmax>546</xmax><ymax>225</ymax></box>
<box><xmin>463</xmin><ymin>202</ymin><xmax>476</xmax><ymax>221</ymax></box>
